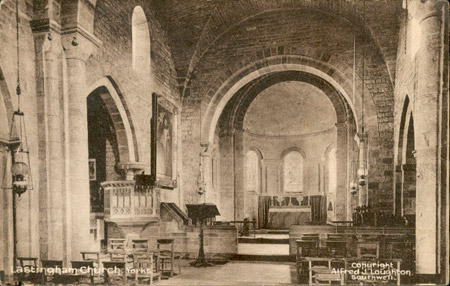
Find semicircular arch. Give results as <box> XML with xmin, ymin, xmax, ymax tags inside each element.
<box><xmin>202</xmin><ymin>56</ymin><xmax>378</xmax><ymax>145</ymax></box>
<box><xmin>86</xmin><ymin>76</ymin><xmax>138</xmax><ymax>162</ymax></box>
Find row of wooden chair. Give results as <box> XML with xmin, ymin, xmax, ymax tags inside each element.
<box><xmin>295</xmin><ymin>233</ymin><xmax>414</xmax><ymax>285</ymax></box>
<box><xmin>16</xmin><ymin>252</ymin><xmax>162</xmax><ymax>285</ymax></box>
<box><xmin>297</xmin><ymin>233</ymin><xmax>414</xmax><ymax>259</ymax></box>
<box><xmin>16</xmin><ymin>257</ymin><xmax>95</xmax><ymax>285</ymax></box>
<box><xmin>108</xmin><ymin>238</ymin><xmax>181</xmax><ymax>279</ymax></box>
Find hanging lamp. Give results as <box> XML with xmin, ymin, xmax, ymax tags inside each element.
<box><xmin>357</xmin><ymin>0</ymin><xmax>369</xmax><ymax>191</ymax></box>
<box><xmin>2</xmin><ymin>0</ymin><xmax>33</xmax><ymax>196</ymax></box>
<box><xmin>196</xmin><ymin>99</ymin><xmax>206</xmax><ymax>197</ymax></box>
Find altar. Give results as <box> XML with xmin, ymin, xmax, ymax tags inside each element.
<box><xmin>267</xmin><ymin>206</ymin><xmax>311</xmax><ymax>229</ymax></box>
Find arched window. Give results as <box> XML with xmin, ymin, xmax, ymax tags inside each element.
<box><xmin>328</xmin><ymin>147</ymin><xmax>337</xmax><ymax>194</ymax></box>
<box><xmin>132</xmin><ymin>6</ymin><xmax>150</xmax><ymax>75</ymax></box>
<box><xmin>283</xmin><ymin>150</ymin><xmax>303</xmax><ymax>193</ymax></box>
<box><xmin>244</xmin><ymin>150</ymin><xmax>260</xmax><ymax>192</ymax></box>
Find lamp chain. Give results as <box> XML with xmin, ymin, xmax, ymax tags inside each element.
<box><xmin>15</xmin><ymin>0</ymin><xmax>21</xmax><ymax>112</ymax></box>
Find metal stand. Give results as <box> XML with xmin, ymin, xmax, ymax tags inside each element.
<box><xmin>190</xmin><ymin>219</ymin><xmax>212</xmax><ymax>267</ymax></box>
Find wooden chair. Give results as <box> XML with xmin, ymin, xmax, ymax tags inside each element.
<box><xmin>81</xmin><ymin>251</ymin><xmax>100</xmax><ymax>265</ymax></box>
<box><xmin>383</xmin><ymin>235</ymin><xmax>414</xmax><ymax>260</ymax></box>
<box><xmin>131</xmin><ymin>239</ymin><xmax>149</xmax><ymax>254</ymax></box>
<box><xmin>108</xmin><ymin>239</ymin><xmax>128</xmax><ymax>263</ymax></box>
<box><xmin>326</xmin><ymin>240</ymin><xmax>347</xmax><ymax>258</ymax></box>
<box><xmin>102</xmin><ymin>261</ymin><xmax>127</xmax><ymax>285</ymax></box>
<box><xmin>109</xmin><ymin>238</ymin><xmax>126</xmax><ymax>253</ymax></box>
<box><xmin>133</xmin><ymin>253</ymin><xmax>162</xmax><ymax>285</ymax></box>
<box><xmin>41</xmin><ymin>259</ymin><xmax>80</xmax><ymax>285</ymax></box>
<box><xmin>296</xmin><ymin>239</ymin><xmax>319</xmax><ymax>257</ymax></box>
<box><xmin>302</xmin><ymin>233</ymin><xmax>320</xmax><ymax>241</ymax></box>
<box><xmin>296</xmin><ymin>240</ymin><xmax>320</xmax><ymax>283</ymax></box>
<box><xmin>307</xmin><ymin>258</ymin><xmax>345</xmax><ymax>285</ymax></box>
<box><xmin>326</xmin><ymin>233</ymin><xmax>346</xmax><ymax>241</ymax></box>
<box><xmin>157</xmin><ymin>238</ymin><xmax>181</xmax><ymax>277</ymax></box>
<box><xmin>344</xmin><ymin>258</ymin><xmax>402</xmax><ymax>285</ymax></box>
<box><xmin>71</xmin><ymin>260</ymin><xmax>94</xmax><ymax>285</ymax></box>
<box><xmin>16</xmin><ymin>257</ymin><xmax>43</xmax><ymax>284</ymax></box>
<box><xmin>356</xmin><ymin>241</ymin><xmax>380</xmax><ymax>259</ymax></box>
<box><xmin>80</xmin><ymin>251</ymin><xmax>101</xmax><ymax>278</ymax></box>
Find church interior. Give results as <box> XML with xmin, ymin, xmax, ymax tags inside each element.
<box><xmin>0</xmin><ymin>0</ymin><xmax>449</xmax><ymax>285</ymax></box>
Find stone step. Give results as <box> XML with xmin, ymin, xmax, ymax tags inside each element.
<box><xmin>238</xmin><ymin>237</ymin><xmax>290</xmax><ymax>244</ymax></box>
<box><xmin>255</xmin><ymin>229</ymin><xmax>290</xmax><ymax>234</ymax></box>
<box><xmin>232</xmin><ymin>254</ymin><xmax>294</xmax><ymax>263</ymax></box>
<box><xmin>237</xmin><ymin>242</ymin><xmax>290</xmax><ymax>257</ymax></box>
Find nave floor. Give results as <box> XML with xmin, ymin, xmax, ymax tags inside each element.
<box><xmin>155</xmin><ymin>260</ymin><xmax>296</xmax><ymax>286</ymax></box>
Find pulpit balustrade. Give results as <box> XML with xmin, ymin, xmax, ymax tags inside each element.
<box><xmin>101</xmin><ymin>181</ymin><xmax>160</xmax><ymax>221</ymax></box>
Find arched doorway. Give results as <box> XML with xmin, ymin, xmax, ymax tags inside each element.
<box><xmin>85</xmin><ymin>77</ymin><xmax>138</xmax><ymax>248</ymax></box>
<box><xmin>87</xmin><ymin>88</ymin><xmax>121</xmax><ymax>212</ymax></box>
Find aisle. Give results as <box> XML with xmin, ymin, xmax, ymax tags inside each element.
<box><xmin>155</xmin><ymin>260</ymin><xmax>295</xmax><ymax>285</ymax></box>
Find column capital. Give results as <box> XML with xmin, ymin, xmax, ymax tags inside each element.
<box><xmin>62</xmin><ymin>25</ymin><xmax>102</xmax><ymax>62</ymax></box>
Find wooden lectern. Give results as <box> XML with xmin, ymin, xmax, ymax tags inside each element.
<box><xmin>186</xmin><ymin>203</ymin><xmax>220</xmax><ymax>267</ymax></box>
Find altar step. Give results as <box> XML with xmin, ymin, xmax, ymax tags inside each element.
<box><xmin>255</xmin><ymin>229</ymin><xmax>289</xmax><ymax>234</ymax></box>
<box><xmin>238</xmin><ymin>237</ymin><xmax>289</xmax><ymax>244</ymax></box>
<box><xmin>236</xmin><ymin>233</ymin><xmax>291</xmax><ymax>261</ymax></box>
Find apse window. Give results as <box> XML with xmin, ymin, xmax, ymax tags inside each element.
<box><xmin>244</xmin><ymin>150</ymin><xmax>260</xmax><ymax>193</ymax></box>
<box><xmin>132</xmin><ymin>6</ymin><xmax>151</xmax><ymax>75</ymax></box>
<box><xmin>283</xmin><ymin>150</ymin><xmax>303</xmax><ymax>193</ymax></box>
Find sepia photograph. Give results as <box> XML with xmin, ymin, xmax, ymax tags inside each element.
<box><xmin>0</xmin><ymin>0</ymin><xmax>449</xmax><ymax>285</ymax></box>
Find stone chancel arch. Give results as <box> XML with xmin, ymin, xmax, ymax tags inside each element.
<box><xmin>202</xmin><ymin>56</ymin><xmax>378</xmax><ymax>145</ymax></box>
<box><xmin>86</xmin><ymin>76</ymin><xmax>138</xmax><ymax>165</ymax></box>
<box><xmin>207</xmin><ymin>60</ymin><xmax>366</xmax><ymax>221</ymax></box>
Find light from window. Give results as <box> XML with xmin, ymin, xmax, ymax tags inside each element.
<box><xmin>283</xmin><ymin>151</ymin><xmax>303</xmax><ymax>192</ymax></box>
<box><xmin>132</xmin><ymin>6</ymin><xmax>151</xmax><ymax>75</ymax></box>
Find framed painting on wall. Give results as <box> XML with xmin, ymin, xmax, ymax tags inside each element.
<box><xmin>151</xmin><ymin>92</ymin><xmax>178</xmax><ymax>189</ymax></box>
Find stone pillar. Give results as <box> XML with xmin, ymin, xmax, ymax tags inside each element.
<box><xmin>0</xmin><ymin>143</ymin><xmax>13</xmax><ymax>276</ymax></box>
<box><xmin>346</xmin><ymin>122</ymin><xmax>354</xmax><ymax>220</ymax></box>
<box><xmin>62</xmin><ymin>30</ymin><xmax>100</xmax><ymax>260</ymax></box>
<box><xmin>393</xmin><ymin>165</ymin><xmax>403</xmax><ymax>216</ymax></box>
<box><xmin>401</xmin><ymin>164</ymin><xmax>416</xmax><ymax>216</ymax></box>
<box><xmin>335</xmin><ymin>122</ymin><xmax>348</xmax><ymax>220</ymax></box>
<box><xmin>31</xmin><ymin>20</ymin><xmax>66</xmax><ymax>261</ymax></box>
<box><xmin>233</xmin><ymin>129</ymin><xmax>245</xmax><ymax>220</ymax></box>
<box><xmin>219</xmin><ymin>133</ymin><xmax>234</xmax><ymax>221</ymax></box>
<box><xmin>408</xmin><ymin>0</ymin><xmax>447</xmax><ymax>275</ymax></box>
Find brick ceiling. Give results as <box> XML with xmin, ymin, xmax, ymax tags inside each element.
<box><xmin>152</xmin><ymin>0</ymin><xmax>402</xmax><ymax>87</ymax></box>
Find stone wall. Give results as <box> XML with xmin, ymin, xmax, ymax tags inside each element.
<box><xmin>393</xmin><ymin>0</ymin><xmax>449</xmax><ymax>277</ymax></box>
<box><xmin>236</xmin><ymin>129</ymin><xmax>336</xmax><ymax>221</ymax></box>
<box><xmin>181</xmin><ymin>7</ymin><xmax>396</xmax><ymax>219</ymax></box>
<box><xmin>243</xmin><ymin>129</ymin><xmax>336</xmax><ymax>195</ymax></box>
<box><xmin>0</xmin><ymin>0</ymin><xmax>181</xmax><ymax>273</ymax></box>
<box><xmin>0</xmin><ymin>0</ymin><xmax>40</xmax><ymax>274</ymax></box>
